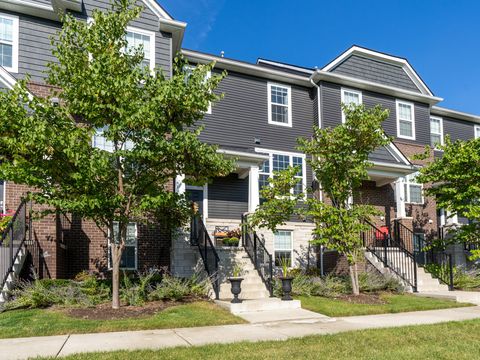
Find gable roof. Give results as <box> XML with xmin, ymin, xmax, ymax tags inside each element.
<box><xmin>322</xmin><ymin>45</ymin><xmax>433</xmax><ymax>97</ymax></box>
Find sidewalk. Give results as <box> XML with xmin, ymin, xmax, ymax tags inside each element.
<box><xmin>1</xmin><ymin>305</ymin><xmax>480</xmax><ymax>359</ymax></box>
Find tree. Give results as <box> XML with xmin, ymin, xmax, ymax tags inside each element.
<box><xmin>298</xmin><ymin>104</ymin><xmax>390</xmax><ymax>295</ymax></box>
<box><xmin>0</xmin><ymin>0</ymin><xmax>234</xmax><ymax>308</ymax></box>
<box><xmin>247</xmin><ymin>166</ymin><xmax>303</xmax><ymax>234</ymax></box>
<box><xmin>416</xmin><ymin>137</ymin><xmax>480</xmax><ymax>258</ymax></box>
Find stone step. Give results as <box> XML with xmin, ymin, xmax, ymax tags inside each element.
<box><xmin>215</xmin><ymin>298</ymin><xmax>301</xmax><ymax>314</ymax></box>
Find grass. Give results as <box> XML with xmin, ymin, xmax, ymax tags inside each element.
<box><xmin>40</xmin><ymin>318</ymin><xmax>480</xmax><ymax>360</ymax></box>
<box><xmin>0</xmin><ymin>301</ymin><xmax>245</xmax><ymax>339</ymax></box>
<box><xmin>298</xmin><ymin>293</ymin><xmax>473</xmax><ymax>317</ymax></box>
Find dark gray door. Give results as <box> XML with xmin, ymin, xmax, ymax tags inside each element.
<box><xmin>186</xmin><ymin>189</ymin><xmax>204</xmax><ymax>218</ymax></box>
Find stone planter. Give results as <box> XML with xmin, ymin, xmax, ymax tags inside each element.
<box><xmin>280</xmin><ymin>277</ymin><xmax>294</xmax><ymax>301</ymax></box>
<box><xmin>228</xmin><ymin>277</ymin><xmax>243</xmax><ymax>303</ymax></box>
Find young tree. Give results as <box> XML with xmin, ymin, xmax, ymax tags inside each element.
<box><xmin>0</xmin><ymin>0</ymin><xmax>234</xmax><ymax>308</ymax></box>
<box><xmin>416</xmin><ymin>137</ymin><xmax>480</xmax><ymax>258</ymax></box>
<box><xmin>298</xmin><ymin>104</ymin><xmax>390</xmax><ymax>295</ymax></box>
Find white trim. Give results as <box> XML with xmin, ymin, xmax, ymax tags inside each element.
<box><xmin>126</xmin><ymin>25</ymin><xmax>156</xmax><ymax>72</ymax></box>
<box><xmin>475</xmin><ymin>125</ymin><xmax>480</xmax><ymax>139</ymax></box>
<box><xmin>217</xmin><ymin>148</ymin><xmax>269</xmax><ymax>161</ymax></box>
<box><xmin>267</xmin><ymin>82</ymin><xmax>292</xmax><ymax>127</ymax></box>
<box><xmin>404</xmin><ymin>172</ymin><xmax>424</xmax><ymax>205</ymax></box>
<box><xmin>396</xmin><ymin>100</ymin><xmax>416</xmax><ymax>140</ymax></box>
<box><xmin>141</xmin><ymin>0</ymin><xmax>173</xmax><ymax>20</ymax></box>
<box><xmin>257</xmin><ymin>58</ymin><xmax>314</xmax><ymax>75</ymax></box>
<box><xmin>430</xmin><ymin>116</ymin><xmax>444</xmax><ymax>147</ymax></box>
<box><xmin>0</xmin><ymin>12</ymin><xmax>19</xmax><ymax>73</ymax></box>
<box><xmin>108</xmin><ymin>222</ymin><xmax>138</xmax><ymax>271</ymax></box>
<box><xmin>186</xmin><ymin>184</ymin><xmax>208</xmax><ymax>219</ymax></box>
<box><xmin>341</xmin><ymin>87</ymin><xmax>362</xmax><ymax>123</ymax></box>
<box><xmin>273</xmin><ymin>230</ymin><xmax>294</xmax><ymax>265</ymax></box>
<box><xmin>386</xmin><ymin>142</ymin><xmax>411</xmax><ymax>165</ymax></box>
<box><xmin>321</xmin><ymin>46</ymin><xmax>433</xmax><ymax>96</ymax></box>
<box><xmin>432</xmin><ymin>106</ymin><xmax>480</xmax><ymax>125</ymax></box>
<box><xmin>2</xmin><ymin>180</ymin><xmax>5</xmax><ymax>214</ymax></box>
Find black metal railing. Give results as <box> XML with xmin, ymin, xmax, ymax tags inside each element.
<box><xmin>241</xmin><ymin>214</ymin><xmax>274</xmax><ymax>297</ymax></box>
<box><xmin>190</xmin><ymin>215</ymin><xmax>220</xmax><ymax>299</ymax></box>
<box><xmin>0</xmin><ymin>199</ymin><xmax>28</xmax><ymax>291</ymax></box>
<box><xmin>423</xmin><ymin>250</ymin><xmax>454</xmax><ymax>290</ymax></box>
<box><xmin>362</xmin><ymin>220</ymin><xmax>418</xmax><ymax>291</ymax></box>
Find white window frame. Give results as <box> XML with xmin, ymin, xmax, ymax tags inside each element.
<box><xmin>184</xmin><ymin>65</ymin><xmax>212</xmax><ymax>114</ymax></box>
<box><xmin>396</xmin><ymin>100</ymin><xmax>416</xmax><ymax>140</ymax></box>
<box><xmin>273</xmin><ymin>230</ymin><xmax>293</xmax><ymax>267</ymax></box>
<box><xmin>125</xmin><ymin>26</ymin><xmax>156</xmax><ymax>72</ymax></box>
<box><xmin>341</xmin><ymin>88</ymin><xmax>362</xmax><ymax>123</ymax></box>
<box><xmin>475</xmin><ymin>125</ymin><xmax>480</xmax><ymax>139</ymax></box>
<box><xmin>0</xmin><ymin>13</ymin><xmax>19</xmax><ymax>73</ymax></box>
<box><xmin>108</xmin><ymin>222</ymin><xmax>138</xmax><ymax>270</ymax></box>
<box><xmin>256</xmin><ymin>148</ymin><xmax>307</xmax><ymax>197</ymax></box>
<box><xmin>430</xmin><ymin>116</ymin><xmax>444</xmax><ymax>148</ymax></box>
<box><xmin>404</xmin><ymin>172</ymin><xmax>423</xmax><ymax>205</ymax></box>
<box><xmin>267</xmin><ymin>82</ymin><xmax>292</xmax><ymax>127</ymax></box>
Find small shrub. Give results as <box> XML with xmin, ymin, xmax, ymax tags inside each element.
<box><xmin>222</xmin><ymin>237</ymin><xmax>239</xmax><ymax>246</ymax></box>
<box><xmin>453</xmin><ymin>266</ymin><xmax>480</xmax><ymax>290</ymax></box>
<box><xmin>359</xmin><ymin>269</ymin><xmax>403</xmax><ymax>293</ymax></box>
<box><xmin>148</xmin><ymin>273</ymin><xmax>209</xmax><ymax>301</ymax></box>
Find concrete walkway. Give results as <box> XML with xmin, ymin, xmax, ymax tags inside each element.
<box><xmin>1</xmin><ymin>305</ymin><xmax>480</xmax><ymax>360</ymax></box>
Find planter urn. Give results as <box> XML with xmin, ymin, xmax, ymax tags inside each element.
<box><xmin>228</xmin><ymin>277</ymin><xmax>243</xmax><ymax>303</ymax></box>
<box><xmin>280</xmin><ymin>277</ymin><xmax>294</xmax><ymax>301</ymax></box>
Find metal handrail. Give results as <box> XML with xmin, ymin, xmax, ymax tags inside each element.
<box><xmin>190</xmin><ymin>215</ymin><xmax>220</xmax><ymax>299</ymax></box>
<box><xmin>363</xmin><ymin>219</ymin><xmax>418</xmax><ymax>291</ymax></box>
<box><xmin>241</xmin><ymin>214</ymin><xmax>274</xmax><ymax>297</ymax></box>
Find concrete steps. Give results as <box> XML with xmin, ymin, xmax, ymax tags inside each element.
<box><xmin>215</xmin><ymin>298</ymin><xmax>301</xmax><ymax>314</ymax></box>
<box><xmin>0</xmin><ymin>246</ymin><xmax>27</xmax><ymax>304</ymax></box>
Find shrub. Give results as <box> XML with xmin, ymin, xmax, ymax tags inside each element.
<box><xmin>148</xmin><ymin>273</ymin><xmax>209</xmax><ymax>301</ymax></box>
<box><xmin>358</xmin><ymin>269</ymin><xmax>404</xmax><ymax>293</ymax></box>
<box><xmin>120</xmin><ymin>270</ymin><xmax>159</xmax><ymax>306</ymax></box>
<box><xmin>453</xmin><ymin>266</ymin><xmax>480</xmax><ymax>290</ymax></box>
<box><xmin>274</xmin><ymin>274</ymin><xmax>349</xmax><ymax>298</ymax></box>
<box><xmin>222</xmin><ymin>237</ymin><xmax>239</xmax><ymax>246</ymax></box>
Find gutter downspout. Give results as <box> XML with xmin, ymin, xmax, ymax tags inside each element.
<box><xmin>309</xmin><ymin>77</ymin><xmax>321</xmax><ymax>129</ymax></box>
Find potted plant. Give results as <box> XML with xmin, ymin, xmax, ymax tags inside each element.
<box><xmin>228</xmin><ymin>263</ymin><xmax>243</xmax><ymax>303</ymax></box>
<box><xmin>222</xmin><ymin>237</ymin><xmax>240</xmax><ymax>247</ymax></box>
<box><xmin>279</xmin><ymin>256</ymin><xmax>293</xmax><ymax>301</ymax></box>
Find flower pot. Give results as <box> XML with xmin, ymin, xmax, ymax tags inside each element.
<box><xmin>228</xmin><ymin>277</ymin><xmax>243</xmax><ymax>303</ymax></box>
<box><xmin>280</xmin><ymin>277</ymin><xmax>293</xmax><ymax>301</ymax></box>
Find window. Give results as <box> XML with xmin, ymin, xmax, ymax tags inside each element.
<box><xmin>268</xmin><ymin>83</ymin><xmax>292</xmax><ymax>127</ymax></box>
<box><xmin>430</xmin><ymin>116</ymin><xmax>443</xmax><ymax>147</ymax></box>
<box><xmin>274</xmin><ymin>230</ymin><xmax>293</xmax><ymax>266</ymax></box>
<box><xmin>183</xmin><ymin>65</ymin><xmax>212</xmax><ymax>114</ymax></box>
<box><xmin>92</xmin><ymin>126</ymin><xmax>134</xmax><ymax>152</ymax></box>
<box><xmin>0</xmin><ymin>13</ymin><xmax>18</xmax><ymax>73</ymax></box>
<box><xmin>475</xmin><ymin>125</ymin><xmax>480</xmax><ymax>139</ymax></box>
<box><xmin>341</xmin><ymin>88</ymin><xmax>362</xmax><ymax>123</ymax></box>
<box><xmin>257</xmin><ymin>149</ymin><xmax>306</xmax><ymax>200</ymax></box>
<box><xmin>396</xmin><ymin>100</ymin><xmax>415</xmax><ymax>140</ymax></box>
<box><xmin>126</xmin><ymin>26</ymin><xmax>155</xmax><ymax>71</ymax></box>
<box><xmin>109</xmin><ymin>222</ymin><xmax>137</xmax><ymax>270</ymax></box>
<box><xmin>404</xmin><ymin>172</ymin><xmax>423</xmax><ymax>204</ymax></box>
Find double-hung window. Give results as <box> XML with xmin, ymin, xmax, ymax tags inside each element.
<box><xmin>268</xmin><ymin>83</ymin><xmax>292</xmax><ymax>127</ymax></box>
<box><xmin>0</xmin><ymin>13</ymin><xmax>18</xmax><ymax>73</ymax></box>
<box><xmin>404</xmin><ymin>172</ymin><xmax>423</xmax><ymax>204</ymax></box>
<box><xmin>258</xmin><ymin>150</ymin><xmax>306</xmax><ymax>200</ymax></box>
<box><xmin>475</xmin><ymin>125</ymin><xmax>480</xmax><ymax>139</ymax></box>
<box><xmin>126</xmin><ymin>26</ymin><xmax>155</xmax><ymax>71</ymax></box>
<box><xmin>341</xmin><ymin>88</ymin><xmax>362</xmax><ymax>123</ymax></box>
<box><xmin>184</xmin><ymin>65</ymin><xmax>212</xmax><ymax>114</ymax></box>
<box><xmin>92</xmin><ymin>126</ymin><xmax>134</xmax><ymax>152</ymax></box>
<box><xmin>274</xmin><ymin>230</ymin><xmax>293</xmax><ymax>266</ymax></box>
<box><xmin>396</xmin><ymin>100</ymin><xmax>415</xmax><ymax>140</ymax></box>
<box><xmin>430</xmin><ymin>116</ymin><xmax>443</xmax><ymax>147</ymax></box>
<box><xmin>109</xmin><ymin>222</ymin><xmax>138</xmax><ymax>270</ymax></box>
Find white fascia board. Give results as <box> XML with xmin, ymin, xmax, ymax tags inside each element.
<box><xmin>182</xmin><ymin>50</ymin><xmax>312</xmax><ymax>87</ymax></box>
<box><xmin>256</xmin><ymin>58</ymin><xmax>314</xmax><ymax>75</ymax></box>
<box><xmin>142</xmin><ymin>0</ymin><xmax>173</xmax><ymax>20</ymax></box>
<box><xmin>371</xmin><ymin>161</ymin><xmax>417</xmax><ymax>176</ymax></box>
<box><xmin>160</xmin><ymin>18</ymin><xmax>186</xmax><ymax>56</ymax></box>
<box><xmin>0</xmin><ymin>0</ymin><xmax>57</xmax><ymax>21</ymax></box>
<box><xmin>0</xmin><ymin>67</ymin><xmax>18</xmax><ymax>90</ymax></box>
<box><xmin>217</xmin><ymin>149</ymin><xmax>269</xmax><ymax>161</ymax></box>
<box><xmin>431</xmin><ymin>106</ymin><xmax>480</xmax><ymax>124</ymax></box>
<box><xmin>322</xmin><ymin>46</ymin><xmax>433</xmax><ymax>96</ymax></box>
<box><xmin>311</xmin><ymin>70</ymin><xmax>442</xmax><ymax>105</ymax></box>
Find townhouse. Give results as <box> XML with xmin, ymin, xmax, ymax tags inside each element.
<box><xmin>0</xmin><ymin>0</ymin><xmax>477</xmax><ymax>292</ymax></box>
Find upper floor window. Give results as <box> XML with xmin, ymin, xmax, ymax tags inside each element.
<box><xmin>92</xmin><ymin>126</ymin><xmax>133</xmax><ymax>152</ymax></box>
<box><xmin>126</xmin><ymin>26</ymin><xmax>155</xmax><ymax>71</ymax></box>
<box><xmin>404</xmin><ymin>172</ymin><xmax>423</xmax><ymax>204</ymax></box>
<box><xmin>396</xmin><ymin>100</ymin><xmax>415</xmax><ymax>140</ymax></box>
<box><xmin>268</xmin><ymin>83</ymin><xmax>292</xmax><ymax>127</ymax></box>
<box><xmin>0</xmin><ymin>13</ymin><xmax>18</xmax><ymax>73</ymax></box>
<box><xmin>258</xmin><ymin>149</ymin><xmax>306</xmax><ymax>200</ymax></box>
<box><xmin>184</xmin><ymin>65</ymin><xmax>212</xmax><ymax>114</ymax></box>
<box><xmin>341</xmin><ymin>88</ymin><xmax>362</xmax><ymax>123</ymax></box>
<box><xmin>475</xmin><ymin>125</ymin><xmax>480</xmax><ymax>139</ymax></box>
<box><xmin>430</xmin><ymin>116</ymin><xmax>443</xmax><ymax>147</ymax></box>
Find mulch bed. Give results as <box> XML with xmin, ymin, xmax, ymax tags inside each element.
<box><xmin>62</xmin><ymin>298</ymin><xmax>200</xmax><ymax>321</ymax></box>
<box><xmin>333</xmin><ymin>293</ymin><xmax>387</xmax><ymax>305</ymax></box>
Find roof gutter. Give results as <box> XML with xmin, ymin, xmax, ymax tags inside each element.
<box><xmin>431</xmin><ymin>106</ymin><xmax>480</xmax><ymax>124</ymax></box>
<box><xmin>159</xmin><ymin>18</ymin><xmax>187</xmax><ymax>57</ymax></box>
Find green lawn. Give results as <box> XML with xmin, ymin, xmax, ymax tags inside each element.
<box><xmin>41</xmin><ymin>318</ymin><xmax>480</xmax><ymax>360</ymax></box>
<box><xmin>298</xmin><ymin>293</ymin><xmax>473</xmax><ymax>317</ymax></box>
<box><xmin>0</xmin><ymin>301</ymin><xmax>244</xmax><ymax>339</ymax></box>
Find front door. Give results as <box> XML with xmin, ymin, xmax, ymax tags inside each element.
<box><xmin>186</xmin><ymin>189</ymin><xmax>204</xmax><ymax>218</ymax></box>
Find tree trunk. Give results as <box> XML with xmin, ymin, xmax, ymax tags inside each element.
<box><xmin>111</xmin><ymin>244</ymin><xmax>122</xmax><ymax>309</ymax></box>
<box><xmin>349</xmin><ymin>263</ymin><xmax>360</xmax><ymax>296</ymax></box>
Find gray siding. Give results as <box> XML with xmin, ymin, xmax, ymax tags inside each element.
<box><xmin>200</xmin><ymin>69</ymin><xmax>316</xmax><ymax>220</ymax></box>
<box><xmin>441</xmin><ymin>115</ymin><xmax>475</xmax><ymax>142</ymax></box>
<box><xmin>12</xmin><ymin>0</ymin><xmax>171</xmax><ymax>82</ymax></box>
<box><xmin>369</xmin><ymin>146</ymin><xmax>401</xmax><ymax>164</ymax></box>
<box><xmin>330</xmin><ymin>55</ymin><xmax>421</xmax><ymax>93</ymax></box>
<box><xmin>208</xmin><ymin>174</ymin><xmax>248</xmax><ymax>220</ymax></box>
<box><xmin>320</xmin><ymin>81</ymin><xmax>431</xmax><ymax>145</ymax></box>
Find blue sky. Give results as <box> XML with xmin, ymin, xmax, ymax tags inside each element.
<box><xmin>160</xmin><ymin>0</ymin><xmax>480</xmax><ymax>114</ymax></box>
